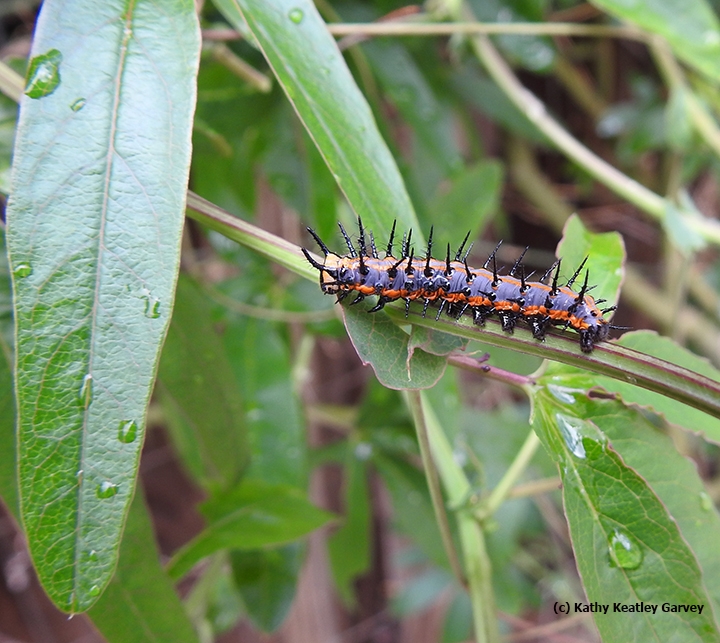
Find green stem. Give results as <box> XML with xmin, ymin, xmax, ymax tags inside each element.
<box><xmin>468</xmin><ymin>30</ymin><xmax>720</xmax><ymax>246</ymax></box>
<box><xmin>650</xmin><ymin>37</ymin><xmax>720</xmax><ymax>160</ymax></box>
<box><xmin>478</xmin><ymin>429</ymin><xmax>541</xmax><ymax>521</ymax></box>
<box><xmin>0</xmin><ymin>60</ymin><xmax>23</xmax><ymax>102</ymax></box>
<box><xmin>325</xmin><ymin>21</ymin><xmax>646</xmax><ymax>40</ymax></box>
<box><xmin>405</xmin><ymin>390</ymin><xmax>466</xmax><ymax>588</ymax></box>
<box><xmin>415</xmin><ymin>392</ymin><xmax>500</xmax><ymax>643</ymax></box>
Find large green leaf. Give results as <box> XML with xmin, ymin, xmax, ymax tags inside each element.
<box><xmin>213</xmin><ymin>0</ymin><xmax>420</xmax><ymax>237</ymax></box>
<box><xmin>0</xmin><ymin>229</ymin><xmax>16</xmax><ymax>520</ymax></box>
<box><xmin>342</xmin><ymin>299</ymin><xmax>448</xmax><ymax>389</ymax></box>
<box><xmin>166</xmin><ymin>480</ymin><xmax>335</xmax><ymax>581</ymax></box>
<box><xmin>327</xmin><ymin>443</ymin><xmax>371</xmax><ymax>606</ymax></box>
<box><xmin>88</xmin><ymin>489</ymin><xmax>199</xmax><ymax>643</ymax></box>
<box><xmin>531</xmin><ymin>384</ymin><xmax>720</xmax><ymax>641</ymax></box>
<box><xmin>157</xmin><ymin>276</ymin><xmax>249</xmax><ymax>491</ymax></box>
<box><xmin>5</xmin><ymin>0</ymin><xmax>200</xmax><ymax>611</ymax></box>
<box><xmin>591</xmin><ymin>0</ymin><xmax>720</xmax><ymax>82</ymax></box>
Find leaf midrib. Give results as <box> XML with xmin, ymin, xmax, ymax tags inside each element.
<box><xmin>73</xmin><ymin>0</ymin><xmax>138</xmax><ymax>607</ymax></box>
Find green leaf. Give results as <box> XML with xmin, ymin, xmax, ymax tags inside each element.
<box><xmin>213</xmin><ymin>0</ymin><xmax>420</xmax><ymax>236</ymax></box>
<box><xmin>5</xmin><ymin>0</ymin><xmax>200</xmax><ymax>611</ymax></box>
<box><xmin>327</xmin><ymin>445</ymin><xmax>372</xmax><ymax>606</ymax></box>
<box><xmin>594</xmin><ymin>399</ymin><xmax>720</xmax><ymax>618</ymax></box>
<box><xmin>88</xmin><ymin>489</ymin><xmax>199</xmax><ymax>643</ymax></box>
<box><xmin>590</xmin><ymin>0</ymin><xmax>720</xmax><ymax>82</ymax></box>
<box><xmin>221</xmin><ymin>313</ymin><xmax>307</xmax><ymax>486</ymax></box>
<box><xmin>362</xmin><ymin>40</ymin><xmax>463</xmax><ymax>177</ymax></box>
<box><xmin>556</xmin><ymin>214</ymin><xmax>625</xmax><ymax>309</ymax></box>
<box><xmin>428</xmin><ymin>161</ymin><xmax>503</xmax><ymax>243</ymax></box>
<box><xmin>166</xmin><ymin>480</ymin><xmax>335</xmax><ymax>580</ymax></box>
<box><xmin>230</xmin><ymin>544</ymin><xmax>303</xmax><ymax>633</ymax></box>
<box><xmin>342</xmin><ymin>299</ymin><xmax>448</xmax><ymax>389</ymax></box>
<box><xmin>531</xmin><ymin>383</ymin><xmax>720</xmax><ymax>642</ymax></box>
<box><xmin>608</xmin><ymin>333</ymin><xmax>720</xmax><ymax>440</ymax></box>
<box><xmin>157</xmin><ymin>276</ymin><xmax>249</xmax><ymax>491</ymax></box>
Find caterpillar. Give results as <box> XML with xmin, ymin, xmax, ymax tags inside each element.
<box><xmin>302</xmin><ymin>219</ymin><xmax>617</xmax><ymax>353</ymax></box>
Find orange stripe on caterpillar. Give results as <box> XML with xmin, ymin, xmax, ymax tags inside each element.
<box><xmin>303</xmin><ymin>220</ymin><xmax>615</xmax><ymax>353</ymax></box>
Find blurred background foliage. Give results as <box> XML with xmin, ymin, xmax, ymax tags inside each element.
<box><xmin>2</xmin><ymin>0</ymin><xmax>720</xmax><ymax>641</ymax></box>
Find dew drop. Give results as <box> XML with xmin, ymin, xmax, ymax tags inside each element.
<box><xmin>547</xmin><ymin>383</ymin><xmax>577</xmax><ymax>405</ymax></box>
<box><xmin>117</xmin><ymin>419</ymin><xmax>137</xmax><ymax>443</ymax></box>
<box><xmin>88</xmin><ymin>549</ymin><xmax>98</xmax><ymax>562</ymax></box>
<box><xmin>608</xmin><ymin>529</ymin><xmax>643</xmax><ymax>570</ymax></box>
<box><xmin>699</xmin><ymin>491</ymin><xmax>714</xmax><ymax>512</ymax></box>
<box><xmin>704</xmin><ymin>30</ymin><xmax>720</xmax><ymax>46</ymax></box>
<box><xmin>25</xmin><ymin>48</ymin><xmax>63</xmax><ymax>99</ymax></box>
<box><xmin>354</xmin><ymin>442</ymin><xmax>372</xmax><ymax>460</ymax></box>
<box><xmin>88</xmin><ymin>584</ymin><xmax>101</xmax><ymax>597</ymax></box>
<box><xmin>140</xmin><ymin>288</ymin><xmax>161</xmax><ymax>318</ymax></box>
<box><xmin>555</xmin><ymin>413</ymin><xmax>586</xmax><ymax>459</ymax></box>
<box><xmin>288</xmin><ymin>8</ymin><xmax>304</xmax><ymax>23</ymax></box>
<box><xmin>79</xmin><ymin>374</ymin><xmax>93</xmax><ymax>409</ymax></box>
<box><xmin>13</xmin><ymin>263</ymin><xmax>32</xmax><ymax>278</ymax></box>
<box><xmin>96</xmin><ymin>480</ymin><xmax>118</xmax><ymax>499</ymax></box>
<box><xmin>70</xmin><ymin>97</ymin><xmax>86</xmax><ymax>112</ymax></box>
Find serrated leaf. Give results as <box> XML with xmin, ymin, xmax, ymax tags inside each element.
<box><xmin>88</xmin><ymin>489</ymin><xmax>199</xmax><ymax>643</ymax></box>
<box><xmin>5</xmin><ymin>0</ymin><xmax>200</xmax><ymax>611</ymax></box>
<box><xmin>157</xmin><ymin>276</ymin><xmax>249</xmax><ymax>491</ymax></box>
<box><xmin>575</xmin><ymin>331</ymin><xmax>720</xmax><ymax>442</ymax></box>
<box><xmin>590</xmin><ymin>0</ymin><xmax>720</xmax><ymax>82</ymax></box>
<box><xmin>213</xmin><ymin>0</ymin><xmax>420</xmax><ymax>236</ymax></box>
<box><xmin>531</xmin><ymin>383</ymin><xmax>720</xmax><ymax>642</ymax></box>
<box><xmin>166</xmin><ymin>480</ymin><xmax>335</xmax><ymax>580</ymax></box>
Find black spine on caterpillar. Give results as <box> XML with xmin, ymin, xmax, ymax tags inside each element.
<box><xmin>303</xmin><ymin>219</ymin><xmax>613</xmax><ymax>353</ymax></box>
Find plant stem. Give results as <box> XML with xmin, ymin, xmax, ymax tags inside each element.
<box><xmin>416</xmin><ymin>392</ymin><xmax>499</xmax><ymax>643</ymax></box>
<box><xmin>477</xmin><ymin>430</ymin><xmax>541</xmax><ymax>521</ymax></box>
<box><xmin>506</xmin><ymin>137</ymin><xmax>720</xmax><ymax>365</ymax></box>
<box><xmin>325</xmin><ymin>21</ymin><xmax>646</xmax><ymax>40</ymax></box>
<box><xmin>650</xmin><ymin>37</ymin><xmax>720</xmax><ymax>159</ymax></box>
<box><xmin>468</xmin><ymin>31</ymin><xmax>720</xmax><ymax>246</ymax></box>
<box><xmin>0</xmin><ymin>60</ymin><xmax>23</xmax><ymax>102</ymax></box>
<box><xmin>405</xmin><ymin>390</ymin><xmax>466</xmax><ymax>588</ymax></box>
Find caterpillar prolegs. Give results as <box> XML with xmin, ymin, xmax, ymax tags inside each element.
<box><xmin>303</xmin><ymin>220</ymin><xmax>617</xmax><ymax>353</ymax></box>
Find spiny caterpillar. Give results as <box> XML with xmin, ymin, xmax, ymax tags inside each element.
<box><xmin>303</xmin><ymin>219</ymin><xmax>617</xmax><ymax>353</ymax></box>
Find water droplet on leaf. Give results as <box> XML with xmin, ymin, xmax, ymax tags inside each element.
<box><xmin>354</xmin><ymin>442</ymin><xmax>372</xmax><ymax>460</ymax></box>
<box><xmin>88</xmin><ymin>584</ymin><xmax>101</xmax><ymax>597</ymax></box>
<box><xmin>117</xmin><ymin>420</ymin><xmax>137</xmax><ymax>443</ymax></box>
<box><xmin>608</xmin><ymin>529</ymin><xmax>643</xmax><ymax>570</ymax></box>
<box><xmin>13</xmin><ymin>263</ymin><xmax>32</xmax><ymax>278</ymax></box>
<box><xmin>556</xmin><ymin>413</ymin><xmax>586</xmax><ymax>459</ymax></box>
<box><xmin>140</xmin><ymin>288</ymin><xmax>161</xmax><ymax>318</ymax></box>
<box><xmin>96</xmin><ymin>481</ymin><xmax>118</xmax><ymax>499</ymax></box>
<box><xmin>70</xmin><ymin>98</ymin><xmax>86</xmax><ymax>112</ymax></box>
<box><xmin>288</xmin><ymin>8</ymin><xmax>304</xmax><ymax>23</ymax></box>
<box><xmin>25</xmin><ymin>48</ymin><xmax>63</xmax><ymax>98</ymax></box>
<box><xmin>79</xmin><ymin>374</ymin><xmax>93</xmax><ymax>409</ymax></box>
<box><xmin>88</xmin><ymin>549</ymin><xmax>98</xmax><ymax>562</ymax></box>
